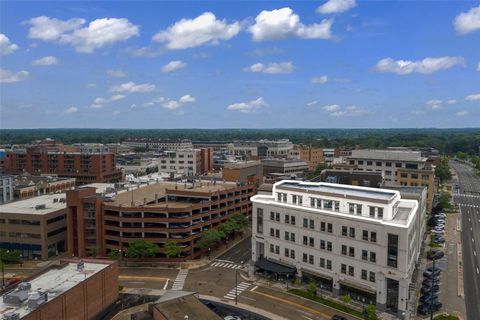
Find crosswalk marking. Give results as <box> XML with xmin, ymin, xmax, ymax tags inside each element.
<box><xmin>171</xmin><ymin>269</ymin><xmax>188</xmax><ymax>290</ymax></box>
<box><xmin>223</xmin><ymin>281</ymin><xmax>251</xmax><ymax>300</ymax></box>
<box><xmin>211</xmin><ymin>261</ymin><xmax>242</xmax><ymax>270</ymax></box>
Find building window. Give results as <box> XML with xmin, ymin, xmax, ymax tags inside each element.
<box><xmin>342</xmin><ymin>245</ymin><xmax>347</xmax><ymax>255</ymax></box>
<box><xmin>326</xmin><ymin>260</ymin><xmax>332</xmax><ymax>270</ymax></box>
<box><xmin>257</xmin><ymin>208</ymin><xmax>263</xmax><ymax>234</ymax></box>
<box><xmin>309</xmin><ymin>219</ymin><xmax>314</xmax><ymax>229</ymax></box>
<box><xmin>371</xmin><ymin>232</ymin><xmax>377</xmax><ymax>243</ymax></box>
<box><xmin>369</xmin><ymin>206</ymin><xmax>375</xmax><ymax>218</ymax></box>
<box><xmin>327</xmin><ymin>223</ymin><xmax>333</xmax><ymax>233</ymax></box>
<box><xmin>309</xmin><ymin>255</ymin><xmax>314</xmax><ymax>265</ymax></box>
<box><xmin>291</xmin><ymin>233</ymin><xmax>295</xmax><ymax>242</ymax></box>
<box><xmin>270</xmin><ymin>211</ymin><xmax>275</xmax><ymax>221</ymax></box>
<box><xmin>303</xmin><ymin>253</ymin><xmax>308</xmax><ymax>263</ymax></box>
<box><xmin>320</xmin><ymin>258</ymin><xmax>325</xmax><ymax>268</ymax></box>
<box><xmin>362</xmin><ymin>230</ymin><xmax>369</xmax><ymax>241</ymax></box>
<box><xmin>386</xmin><ymin>162</ymin><xmax>392</xmax><ymax>167</ymax></box>
<box><xmin>310</xmin><ymin>198</ymin><xmax>315</xmax><ymax>207</ymax></box>
<box><xmin>396</xmin><ymin>162</ymin><xmax>402</xmax><ymax>168</ymax></box>
<box><xmin>285</xmin><ymin>214</ymin><xmax>290</xmax><ymax>224</ymax></box>
<box><xmin>349</xmin><ymin>227</ymin><xmax>355</xmax><ymax>238</ymax></box>
<box><xmin>270</xmin><ymin>244</ymin><xmax>274</xmax><ymax>253</ymax></box>
<box><xmin>285</xmin><ymin>231</ymin><xmax>290</xmax><ymax>241</ymax></box>
<box><xmin>277</xmin><ymin>193</ymin><xmax>282</xmax><ymax>201</ymax></box>
<box><xmin>362</xmin><ymin>250</ymin><xmax>368</xmax><ymax>260</ymax></box>
<box><xmin>283</xmin><ymin>193</ymin><xmax>287</xmax><ymax>202</ymax></box>
<box><xmin>270</xmin><ymin>228</ymin><xmax>274</xmax><ymax>236</ymax></box>
<box><xmin>378</xmin><ymin>208</ymin><xmax>383</xmax><ymax>219</ymax></box>
<box><xmin>348</xmin><ymin>266</ymin><xmax>354</xmax><ymax>277</ymax></box>
<box><xmin>376</xmin><ymin>161</ymin><xmax>382</xmax><ymax>166</ymax></box>
<box><xmin>349</xmin><ymin>203</ymin><xmax>355</xmax><ymax>214</ymax></box>
<box><xmin>320</xmin><ymin>240</ymin><xmax>326</xmax><ymax>250</ymax></box>
<box><xmin>290</xmin><ymin>250</ymin><xmax>295</xmax><ymax>259</ymax></box>
<box><xmin>298</xmin><ymin>196</ymin><xmax>303</xmax><ymax>205</ymax></box>
<box><xmin>342</xmin><ymin>226</ymin><xmax>348</xmax><ymax>236</ymax></box>
<box><xmin>321</xmin><ymin>221</ymin><xmax>326</xmax><ymax>232</ymax></box>
<box><xmin>275</xmin><ymin>229</ymin><xmax>280</xmax><ymax>238</ymax></box>
<box><xmin>309</xmin><ymin>237</ymin><xmax>314</xmax><ymax>247</ymax></box>
<box><xmin>284</xmin><ymin>248</ymin><xmax>289</xmax><ymax>257</ymax></box>
<box><xmin>341</xmin><ymin>264</ymin><xmax>347</xmax><ymax>274</ymax></box>
<box><xmin>292</xmin><ymin>195</ymin><xmax>297</xmax><ymax>204</ymax></box>
<box><xmin>387</xmin><ymin>234</ymin><xmax>399</xmax><ymax>268</ymax></box>
<box><xmin>303</xmin><ymin>218</ymin><xmax>308</xmax><ymax>228</ymax></box>
<box><xmin>370</xmin><ymin>252</ymin><xmax>376</xmax><ymax>263</ymax></box>
<box><xmin>369</xmin><ymin>272</ymin><xmax>376</xmax><ymax>282</ymax></box>
<box><xmin>276</xmin><ymin>212</ymin><xmax>280</xmax><ymax>222</ymax></box>
<box><xmin>361</xmin><ymin>269</ymin><xmax>367</xmax><ymax>280</ymax></box>
<box><xmin>275</xmin><ymin>246</ymin><xmax>280</xmax><ymax>254</ymax></box>
<box><xmin>327</xmin><ymin>241</ymin><xmax>332</xmax><ymax>251</ymax></box>
<box><xmin>291</xmin><ymin>216</ymin><xmax>296</xmax><ymax>225</ymax></box>
<box><xmin>334</xmin><ymin>201</ymin><xmax>340</xmax><ymax>212</ymax></box>
<box><xmin>303</xmin><ymin>236</ymin><xmax>308</xmax><ymax>246</ymax></box>
<box><xmin>349</xmin><ymin>247</ymin><xmax>355</xmax><ymax>257</ymax></box>
<box><xmin>324</xmin><ymin>200</ymin><xmax>333</xmax><ymax>210</ymax></box>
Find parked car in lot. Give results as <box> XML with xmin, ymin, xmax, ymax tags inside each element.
<box><xmin>421</xmin><ymin>285</ymin><xmax>440</xmax><ymax>294</ymax></box>
<box><xmin>423</xmin><ymin>269</ymin><xmax>441</xmax><ymax>278</ymax></box>
<box><xmin>427</xmin><ymin>249</ymin><xmax>445</xmax><ymax>260</ymax></box>
<box><xmin>417</xmin><ymin>301</ymin><xmax>443</xmax><ymax>315</ymax></box>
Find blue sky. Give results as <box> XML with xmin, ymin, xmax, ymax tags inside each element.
<box><xmin>1</xmin><ymin>0</ymin><xmax>479</xmax><ymax>129</ymax></box>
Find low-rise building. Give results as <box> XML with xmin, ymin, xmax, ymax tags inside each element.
<box><xmin>0</xmin><ymin>259</ymin><xmax>118</xmax><ymax>320</ymax></box>
<box><xmin>262</xmin><ymin>159</ymin><xmax>309</xmax><ymax>178</ymax></box>
<box><xmin>222</xmin><ymin>161</ymin><xmax>263</xmax><ymax>185</ymax></box>
<box><xmin>152</xmin><ymin>291</ymin><xmax>222</xmax><ymax>320</ymax></box>
<box><xmin>158</xmin><ymin>149</ymin><xmax>213</xmax><ymax>176</ymax></box>
<box><xmin>319</xmin><ymin>169</ymin><xmax>385</xmax><ymax>188</ymax></box>
<box><xmin>13</xmin><ymin>175</ymin><xmax>76</xmax><ymax>200</ymax></box>
<box><xmin>251</xmin><ymin>180</ymin><xmax>422</xmax><ymax>319</ymax></box>
<box><xmin>66</xmin><ymin>180</ymin><xmax>255</xmax><ymax>260</ymax></box>
<box><xmin>295</xmin><ymin>145</ymin><xmax>324</xmax><ymax>171</ymax></box>
<box><xmin>123</xmin><ymin>139</ymin><xmax>193</xmax><ymax>151</ymax></box>
<box><xmin>0</xmin><ymin>194</ymin><xmax>67</xmax><ymax>260</ymax></box>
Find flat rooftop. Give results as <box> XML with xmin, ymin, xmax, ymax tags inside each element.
<box><xmin>277</xmin><ymin>181</ymin><xmax>397</xmax><ymax>201</ymax></box>
<box><xmin>0</xmin><ymin>193</ymin><xmax>66</xmax><ymax>215</ymax></box>
<box><xmin>0</xmin><ymin>261</ymin><xmax>109</xmax><ymax>319</ymax></box>
<box><xmin>223</xmin><ymin>160</ymin><xmax>261</xmax><ymax>169</ymax></box>
<box><xmin>350</xmin><ymin>149</ymin><xmax>426</xmax><ymax>162</ymax></box>
<box><xmin>154</xmin><ymin>291</ymin><xmax>222</xmax><ymax>320</ymax></box>
<box><xmin>108</xmin><ymin>181</ymin><xmax>240</xmax><ymax>207</ymax></box>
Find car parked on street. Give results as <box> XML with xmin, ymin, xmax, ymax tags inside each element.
<box><xmin>421</xmin><ymin>285</ymin><xmax>440</xmax><ymax>294</ymax></box>
<box><xmin>423</xmin><ymin>269</ymin><xmax>441</xmax><ymax>278</ymax></box>
<box><xmin>417</xmin><ymin>301</ymin><xmax>443</xmax><ymax>315</ymax></box>
<box><xmin>427</xmin><ymin>249</ymin><xmax>445</xmax><ymax>260</ymax></box>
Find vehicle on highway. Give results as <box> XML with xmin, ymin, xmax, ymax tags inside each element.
<box><xmin>331</xmin><ymin>316</ymin><xmax>348</xmax><ymax>320</ymax></box>
<box><xmin>421</xmin><ymin>285</ymin><xmax>440</xmax><ymax>294</ymax></box>
<box><xmin>427</xmin><ymin>249</ymin><xmax>444</xmax><ymax>260</ymax></box>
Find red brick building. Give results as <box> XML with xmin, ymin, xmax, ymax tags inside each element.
<box><xmin>66</xmin><ymin>181</ymin><xmax>255</xmax><ymax>260</ymax></box>
<box><xmin>4</xmin><ymin>140</ymin><xmax>122</xmax><ymax>185</ymax></box>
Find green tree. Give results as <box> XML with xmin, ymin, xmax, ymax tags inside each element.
<box><xmin>164</xmin><ymin>241</ymin><xmax>182</xmax><ymax>258</ymax></box>
<box><xmin>196</xmin><ymin>229</ymin><xmax>225</xmax><ymax>250</ymax></box>
<box><xmin>342</xmin><ymin>294</ymin><xmax>352</xmax><ymax>305</ymax></box>
<box><xmin>307</xmin><ymin>163</ymin><xmax>330</xmax><ymax>179</ymax></box>
<box><xmin>307</xmin><ymin>282</ymin><xmax>317</xmax><ymax>297</ymax></box>
<box><xmin>218</xmin><ymin>222</ymin><xmax>236</xmax><ymax>236</ymax></box>
<box><xmin>228</xmin><ymin>213</ymin><xmax>249</xmax><ymax>232</ymax></box>
<box><xmin>86</xmin><ymin>246</ymin><xmax>98</xmax><ymax>257</ymax></box>
<box><xmin>364</xmin><ymin>304</ymin><xmax>378</xmax><ymax>320</ymax></box>
<box><xmin>438</xmin><ymin>192</ymin><xmax>452</xmax><ymax>209</ymax></box>
<box><xmin>107</xmin><ymin>249</ymin><xmax>120</xmax><ymax>260</ymax></box>
<box><xmin>456</xmin><ymin>152</ymin><xmax>468</xmax><ymax>160</ymax></box>
<box><xmin>124</xmin><ymin>240</ymin><xmax>160</xmax><ymax>259</ymax></box>
<box><xmin>0</xmin><ymin>249</ymin><xmax>22</xmax><ymax>264</ymax></box>
<box><xmin>435</xmin><ymin>157</ymin><xmax>452</xmax><ymax>183</ymax></box>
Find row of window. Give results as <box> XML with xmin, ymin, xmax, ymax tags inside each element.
<box><xmin>340</xmin><ymin>263</ymin><xmax>376</xmax><ymax>282</ymax></box>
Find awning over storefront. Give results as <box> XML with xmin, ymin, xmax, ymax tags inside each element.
<box><xmin>302</xmin><ymin>269</ymin><xmax>333</xmax><ymax>281</ymax></box>
<box><xmin>338</xmin><ymin>280</ymin><xmax>377</xmax><ymax>295</ymax></box>
<box><xmin>255</xmin><ymin>258</ymin><xmax>296</xmax><ymax>274</ymax></box>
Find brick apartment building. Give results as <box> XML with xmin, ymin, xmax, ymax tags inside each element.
<box><xmin>66</xmin><ymin>181</ymin><xmax>255</xmax><ymax>260</ymax></box>
<box><xmin>4</xmin><ymin>140</ymin><xmax>122</xmax><ymax>185</ymax></box>
<box><xmin>0</xmin><ymin>259</ymin><xmax>118</xmax><ymax>320</ymax></box>
<box><xmin>295</xmin><ymin>145</ymin><xmax>324</xmax><ymax>171</ymax></box>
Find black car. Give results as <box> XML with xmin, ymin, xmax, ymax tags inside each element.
<box><xmin>432</xmin><ymin>236</ymin><xmax>446</xmax><ymax>244</ymax></box>
<box><xmin>421</xmin><ymin>285</ymin><xmax>440</xmax><ymax>294</ymax></box>
<box><xmin>423</xmin><ymin>269</ymin><xmax>441</xmax><ymax>278</ymax></box>
<box><xmin>427</xmin><ymin>249</ymin><xmax>444</xmax><ymax>260</ymax></box>
<box><xmin>331</xmin><ymin>316</ymin><xmax>348</xmax><ymax>320</ymax></box>
<box><xmin>419</xmin><ymin>294</ymin><xmax>438</xmax><ymax>303</ymax></box>
<box><xmin>422</xmin><ymin>278</ymin><xmax>440</xmax><ymax>286</ymax></box>
<box><xmin>417</xmin><ymin>301</ymin><xmax>442</xmax><ymax>315</ymax></box>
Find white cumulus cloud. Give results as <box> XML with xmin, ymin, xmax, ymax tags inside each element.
<box><xmin>161</xmin><ymin>60</ymin><xmax>187</xmax><ymax>73</ymax></box>
<box><xmin>107</xmin><ymin>69</ymin><xmax>127</xmax><ymax>77</ymax></box>
<box><xmin>90</xmin><ymin>97</ymin><xmax>108</xmax><ymax>109</ymax></box>
<box><xmin>307</xmin><ymin>100</ymin><xmax>318</xmax><ymax>106</ymax></box>
<box><xmin>227</xmin><ymin>97</ymin><xmax>268</xmax><ymax>113</ymax></box>
<box><xmin>317</xmin><ymin>0</ymin><xmax>357</xmax><ymax>14</ymax></box>
<box><xmin>0</xmin><ymin>69</ymin><xmax>29</xmax><ymax>83</ymax></box>
<box><xmin>375</xmin><ymin>56</ymin><xmax>465</xmax><ymax>75</ymax></box>
<box><xmin>454</xmin><ymin>5</ymin><xmax>480</xmax><ymax>34</ymax></box>
<box><xmin>0</xmin><ymin>34</ymin><xmax>19</xmax><ymax>55</ymax></box>
<box><xmin>179</xmin><ymin>94</ymin><xmax>195</xmax><ymax>103</ymax></box>
<box><xmin>477</xmin><ymin>61</ymin><xmax>480</xmax><ymax>71</ymax></box>
<box><xmin>322</xmin><ymin>104</ymin><xmax>367</xmax><ymax>117</ymax></box>
<box><xmin>32</xmin><ymin>56</ymin><xmax>58</xmax><ymax>66</ymax></box>
<box><xmin>25</xmin><ymin>16</ymin><xmax>139</xmax><ymax>53</ymax></box>
<box><xmin>110</xmin><ymin>81</ymin><xmax>156</xmax><ymax>94</ymax></box>
<box><xmin>65</xmin><ymin>106</ymin><xmax>78</xmax><ymax>113</ymax></box>
<box><xmin>153</xmin><ymin>12</ymin><xmax>240</xmax><ymax>49</ymax></box>
<box><xmin>311</xmin><ymin>75</ymin><xmax>328</xmax><ymax>84</ymax></box>
<box><xmin>446</xmin><ymin>99</ymin><xmax>457</xmax><ymax>105</ymax></box>
<box><xmin>249</xmin><ymin>7</ymin><xmax>333</xmax><ymax>41</ymax></box>
<box><xmin>110</xmin><ymin>94</ymin><xmax>126</xmax><ymax>101</ymax></box>
<box><xmin>466</xmin><ymin>93</ymin><xmax>480</xmax><ymax>101</ymax></box>
<box><xmin>456</xmin><ymin>111</ymin><xmax>468</xmax><ymax>116</ymax></box>
<box><xmin>244</xmin><ymin>61</ymin><xmax>294</xmax><ymax>74</ymax></box>
<box><xmin>426</xmin><ymin>99</ymin><xmax>442</xmax><ymax>110</ymax></box>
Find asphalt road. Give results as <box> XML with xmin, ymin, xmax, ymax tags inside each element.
<box><xmin>451</xmin><ymin>161</ymin><xmax>480</xmax><ymax>320</ymax></box>
<box><xmin>217</xmin><ymin>235</ymin><xmax>252</xmax><ymax>264</ymax></box>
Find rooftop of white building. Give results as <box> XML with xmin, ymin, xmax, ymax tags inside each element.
<box><xmin>0</xmin><ymin>193</ymin><xmax>66</xmax><ymax>215</ymax></box>
<box><xmin>350</xmin><ymin>149</ymin><xmax>427</xmax><ymax>162</ymax></box>
<box><xmin>0</xmin><ymin>261</ymin><xmax>110</xmax><ymax>319</ymax></box>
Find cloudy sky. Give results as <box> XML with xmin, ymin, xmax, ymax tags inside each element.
<box><xmin>1</xmin><ymin>1</ymin><xmax>479</xmax><ymax>129</ymax></box>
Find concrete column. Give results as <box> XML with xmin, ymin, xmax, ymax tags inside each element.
<box><xmin>376</xmin><ymin>272</ymin><xmax>387</xmax><ymax>311</ymax></box>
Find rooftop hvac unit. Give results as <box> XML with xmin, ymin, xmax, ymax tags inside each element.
<box><xmin>3</xmin><ymin>290</ymin><xmax>28</xmax><ymax>306</ymax></box>
<box><xmin>53</xmin><ymin>198</ymin><xmax>58</xmax><ymax>203</ymax></box>
<box><xmin>17</xmin><ymin>282</ymin><xmax>31</xmax><ymax>291</ymax></box>
<box><xmin>27</xmin><ymin>291</ymin><xmax>48</xmax><ymax>310</ymax></box>
<box><xmin>2</xmin><ymin>312</ymin><xmax>20</xmax><ymax>320</ymax></box>
<box><xmin>35</xmin><ymin>204</ymin><xmax>46</xmax><ymax>210</ymax></box>
<box><xmin>77</xmin><ymin>262</ymin><xmax>85</xmax><ymax>271</ymax></box>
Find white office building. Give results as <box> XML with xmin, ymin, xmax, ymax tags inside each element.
<box><xmin>251</xmin><ymin>180</ymin><xmax>422</xmax><ymax>319</ymax></box>
<box><xmin>158</xmin><ymin>149</ymin><xmax>200</xmax><ymax>176</ymax></box>
<box><xmin>0</xmin><ymin>175</ymin><xmax>14</xmax><ymax>204</ymax></box>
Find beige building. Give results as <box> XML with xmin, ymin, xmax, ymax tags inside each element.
<box><xmin>222</xmin><ymin>161</ymin><xmax>263</xmax><ymax>185</ymax></box>
<box><xmin>0</xmin><ymin>194</ymin><xmax>67</xmax><ymax>260</ymax></box>
<box><xmin>295</xmin><ymin>145</ymin><xmax>324</xmax><ymax>170</ymax></box>
<box><xmin>13</xmin><ymin>175</ymin><xmax>76</xmax><ymax>200</ymax></box>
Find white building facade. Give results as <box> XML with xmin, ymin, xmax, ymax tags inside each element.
<box><xmin>158</xmin><ymin>149</ymin><xmax>200</xmax><ymax>176</ymax></box>
<box><xmin>251</xmin><ymin>181</ymin><xmax>422</xmax><ymax>319</ymax></box>
<box><xmin>0</xmin><ymin>175</ymin><xmax>14</xmax><ymax>204</ymax></box>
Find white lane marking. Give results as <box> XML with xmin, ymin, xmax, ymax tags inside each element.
<box><xmin>473</xmin><ymin>238</ymin><xmax>475</xmax><ymax>243</ymax></box>
<box><xmin>477</xmin><ymin>267</ymin><xmax>479</xmax><ymax>275</ymax></box>
<box><xmin>474</xmin><ymin>251</ymin><xmax>477</xmax><ymax>257</ymax></box>
<box><xmin>163</xmin><ymin>279</ymin><xmax>169</xmax><ymax>290</ymax></box>
<box><xmin>250</xmin><ymin>285</ymin><xmax>258</xmax><ymax>292</ymax></box>
<box><xmin>212</xmin><ymin>262</ymin><xmax>219</xmax><ymax>267</ymax></box>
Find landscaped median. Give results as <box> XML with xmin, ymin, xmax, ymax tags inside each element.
<box><xmin>288</xmin><ymin>288</ymin><xmax>372</xmax><ymax>319</ymax></box>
